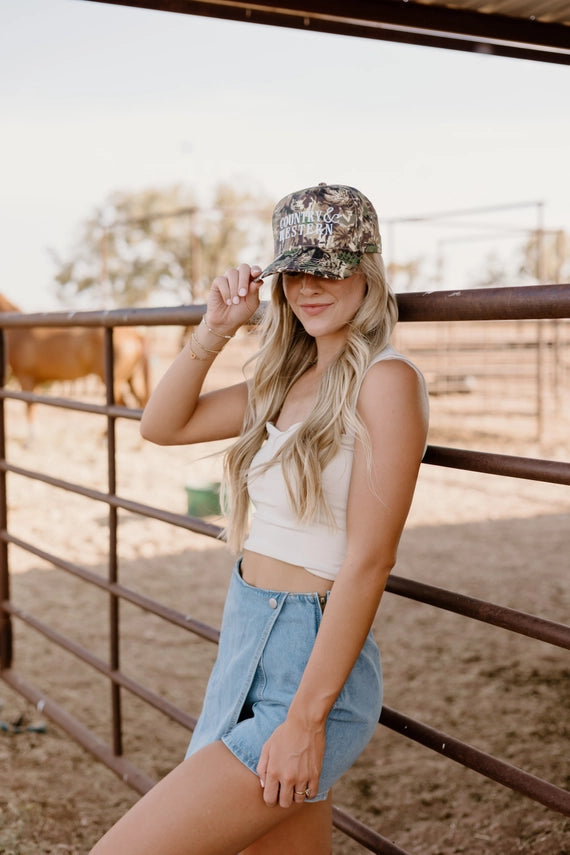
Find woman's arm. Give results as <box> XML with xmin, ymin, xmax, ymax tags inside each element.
<box><xmin>257</xmin><ymin>359</ymin><xmax>429</xmax><ymax>806</ymax></box>
<box><xmin>140</xmin><ymin>264</ymin><xmax>263</xmax><ymax>446</ymax></box>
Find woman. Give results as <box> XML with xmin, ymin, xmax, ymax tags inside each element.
<box><xmin>90</xmin><ymin>183</ymin><xmax>429</xmax><ymax>855</ymax></box>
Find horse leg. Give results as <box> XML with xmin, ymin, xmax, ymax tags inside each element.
<box><xmin>25</xmin><ymin>400</ymin><xmax>36</xmax><ymax>447</ymax></box>
<box><xmin>113</xmin><ymin>378</ymin><xmax>127</xmax><ymax>406</ymax></box>
<box><xmin>16</xmin><ymin>377</ymin><xmax>37</xmax><ymax>447</ymax></box>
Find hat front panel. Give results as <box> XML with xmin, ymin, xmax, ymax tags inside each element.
<box><xmin>273</xmin><ymin>207</ymin><xmax>351</xmax><ymax>258</ymax></box>
<box><xmin>261</xmin><ymin>184</ymin><xmax>381</xmax><ymax>280</ymax></box>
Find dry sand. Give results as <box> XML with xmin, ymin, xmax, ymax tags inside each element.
<box><xmin>0</xmin><ymin>330</ymin><xmax>569</xmax><ymax>854</ymax></box>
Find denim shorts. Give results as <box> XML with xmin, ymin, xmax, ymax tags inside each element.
<box><xmin>185</xmin><ymin>560</ymin><xmax>382</xmax><ymax>800</ymax></box>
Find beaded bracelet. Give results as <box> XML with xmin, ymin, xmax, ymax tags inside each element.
<box><xmin>201</xmin><ymin>316</ymin><xmax>234</xmax><ymax>340</ymax></box>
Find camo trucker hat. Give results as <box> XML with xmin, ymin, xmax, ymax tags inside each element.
<box><xmin>261</xmin><ymin>183</ymin><xmax>382</xmax><ymax>281</ymax></box>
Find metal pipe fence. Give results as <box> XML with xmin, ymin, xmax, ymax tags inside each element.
<box><xmin>1</xmin><ymin>284</ymin><xmax>569</xmax><ymax>853</ymax></box>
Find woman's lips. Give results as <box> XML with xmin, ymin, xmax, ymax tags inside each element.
<box><xmin>300</xmin><ymin>303</ymin><xmax>332</xmax><ymax>316</ymax></box>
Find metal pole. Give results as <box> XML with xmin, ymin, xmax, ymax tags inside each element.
<box><xmin>0</xmin><ymin>329</ymin><xmax>12</xmax><ymax>670</ymax></box>
<box><xmin>105</xmin><ymin>327</ymin><xmax>122</xmax><ymax>756</ymax></box>
<box><xmin>536</xmin><ymin>202</ymin><xmax>546</xmax><ymax>445</ymax></box>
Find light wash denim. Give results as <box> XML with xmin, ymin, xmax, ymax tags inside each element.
<box><xmin>186</xmin><ymin>560</ymin><xmax>382</xmax><ymax>801</ymax></box>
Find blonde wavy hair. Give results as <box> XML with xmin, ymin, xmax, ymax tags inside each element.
<box><xmin>221</xmin><ymin>253</ymin><xmax>398</xmax><ymax>553</ymax></box>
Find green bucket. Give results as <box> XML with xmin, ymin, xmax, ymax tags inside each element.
<box><xmin>185</xmin><ymin>482</ymin><xmax>221</xmax><ymax>518</ymax></box>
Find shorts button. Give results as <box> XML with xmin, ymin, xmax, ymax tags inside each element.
<box><xmin>268</xmin><ymin>597</ymin><xmax>278</xmax><ymax>609</ymax></box>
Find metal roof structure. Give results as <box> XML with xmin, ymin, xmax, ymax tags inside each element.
<box><xmin>89</xmin><ymin>0</ymin><xmax>570</xmax><ymax>64</ymax></box>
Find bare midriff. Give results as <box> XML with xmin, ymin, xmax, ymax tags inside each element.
<box><xmin>241</xmin><ymin>549</ymin><xmax>333</xmax><ymax>595</ymax></box>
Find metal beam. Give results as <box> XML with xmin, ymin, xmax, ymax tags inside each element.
<box><xmin>84</xmin><ymin>0</ymin><xmax>570</xmax><ymax>64</ymax></box>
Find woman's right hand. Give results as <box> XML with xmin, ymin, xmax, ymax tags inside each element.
<box><xmin>204</xmin><ymin>263</ymin><xmax>264</xmax><ymax>336</ymax></box>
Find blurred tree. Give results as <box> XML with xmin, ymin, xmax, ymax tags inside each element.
<box><xmin>468</xmin><ymin>230</ymin><xmax>569</xmax><ymax>289</ymax></box>
<box><xmin>518</xmin><ymin>229</ymin><xmax>569</xmax><ymax>284</ymax></box>
<box><xmin>50</xmin><ymin>183</ymin><xmax>273</xmax><ymax>307</ymax></box>
<box><xmin>469</xmin><ymin>250</ymin><xmax>510</xmax><ymax>289</ymax></box>
<box><xmin>386</xmin><ymin>258</ymin><xmax>423</xmax><ymax>292</ymax></box>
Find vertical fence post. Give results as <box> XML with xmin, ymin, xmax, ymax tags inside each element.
<box><xmin>536</xmin><ymin>319</ymin><xmax>545</xmax><ymax>444</ymax></box>
<box><xmin>104</xmin><ymin>326</ymin><xmax>122</xmax><ymax>756</ymax></box>
<box><xmin>535</xmin><ymin>209</ymin><xmax>547</xmax><ymax>446</ymax></box>
<box><xmin>0</xmin><ymin>329</ymin><xmax>11</xmax><ymax>671</ymax></box>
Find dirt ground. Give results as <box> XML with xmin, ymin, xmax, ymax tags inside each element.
<box><xmin>0</xmin><ymin>331</ymin><xmax>569</xmax><ymax>854</ymax></box>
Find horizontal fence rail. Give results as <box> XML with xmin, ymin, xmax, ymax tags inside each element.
<box><xmin>0</xmin><ymin>284</ymin><xmax>568</xmax><ymax>328</ymax></box>
<box><xmin>424</xmin><ymin>445</ymin><xmax>570</xmax><ymax>485</ymax></box>
<box><xmin>1</xmin><ymin>283</ymin><xmax>569</xmax><ymax>852</ymax></box>
<box><xmin>397</xmin><ymin>283</ymin><xmax>570</xmax><ymax>322</ymax></box>
<box><xmin>379</xmin><ymin>707</ymin><xmax>570</xmax><ymax>816</ymax></box>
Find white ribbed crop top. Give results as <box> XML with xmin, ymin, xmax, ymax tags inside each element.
<box><xmin>243</xmin><ymin>345</ymin><xmax>429</xmax><ymax>581</ymax></box>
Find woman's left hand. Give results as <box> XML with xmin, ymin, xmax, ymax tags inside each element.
<box><xmin>256</xmin><ymin>715</ymin><xmax>326</xmax><ymax>808</ymax></box>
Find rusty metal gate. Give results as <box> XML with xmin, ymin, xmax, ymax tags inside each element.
<box><xmin>1</xmin><ymin>284</ymin><xmax>569</xmax><ymax>854</ymax></box>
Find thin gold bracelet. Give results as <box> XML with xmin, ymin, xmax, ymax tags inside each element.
<box><xmin>190</xmin><ymin>331</ymin><xmax>223</xmax><ymax>357</ymax></box>
<box><xmin>187</xmin><ymin>337</ymin><xmax>209</xmax><ymax>360</ymax></box>
<box><xmin>201</xmin><ymin>316</ymin><xmax>234</xmax><ymax>340</ymax></box>
<box><xmin>188</xmin><ymin>347</ymin><xmax>208</xmax><ymax>361</ymax></box>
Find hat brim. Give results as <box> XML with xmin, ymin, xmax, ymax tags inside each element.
<box><xmin>261</xmin><ymin>247</ymin><xmax>363</xmax><ymax>282</ymax></box>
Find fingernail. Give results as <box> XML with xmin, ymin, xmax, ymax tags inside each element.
<box><xmin>260</xmin><ymin>779</ymin><xmax>265</xmax><ymax>788</ymax></box>
<box><xmin>226</xmin><ymin>299</ymin><xmax>232</xmax><ymax>306</ymax></box>
<box><xmin>232</xmin><ymin>296</ymin><xmax>240</xmax><ymax>304</ymax></box>
<box><xmin>238</xmin><ymin>288</ymin><xmax>247</xmax><ymax>297</ymax></box>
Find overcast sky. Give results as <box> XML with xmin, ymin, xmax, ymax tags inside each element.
<box><xmin>1</xmin><ymin>0</ymin><xmax>569</xmax><ymax>309</ymax></box>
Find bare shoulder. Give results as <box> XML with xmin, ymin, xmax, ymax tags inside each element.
<box><xmin>357</xmin><ymin>357</ymin><xmax>429</xmax><ymax>448</ymax></box>
<box><xmin>359</xmin><ymin>356</ymin><xmax>427</xmax><ymax>406</ymax></box>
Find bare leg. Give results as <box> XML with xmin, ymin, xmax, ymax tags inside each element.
<box><xmin>89</xmin><ymin>741</ymin><xmax>326</xmax><ymax>855</ymax></box>
<box><xmin>242</xmin><ymin>793</ymin><xmax>332</xmax><ymax>855</ymax></box>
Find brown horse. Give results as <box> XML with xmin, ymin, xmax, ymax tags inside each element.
<box><xmin>0</xmin><ymin>294</ymin><xmax>150</xmax><ymax>436</ymax></box>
